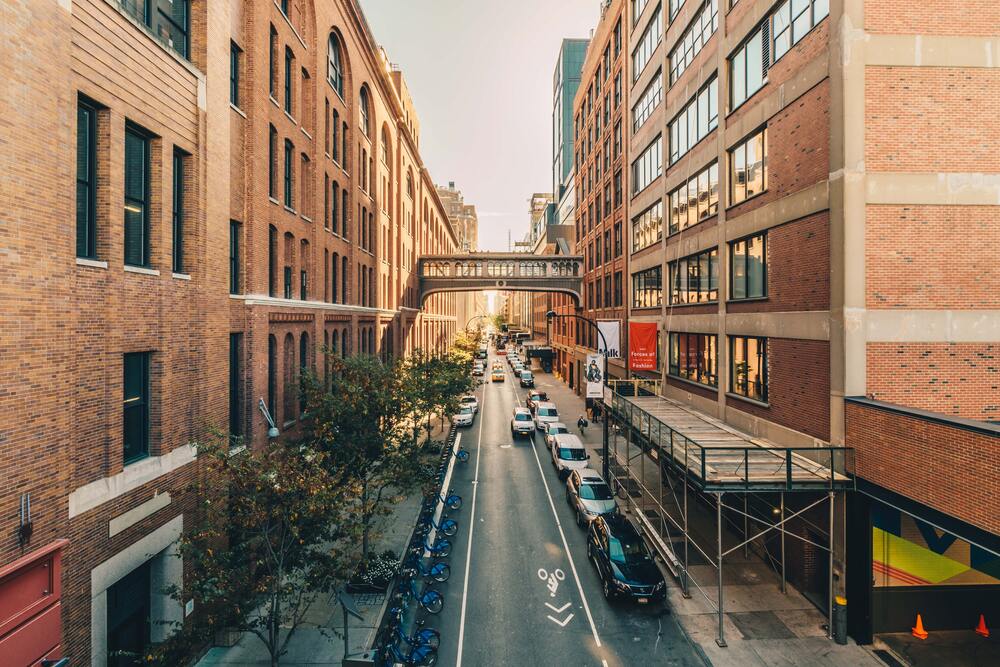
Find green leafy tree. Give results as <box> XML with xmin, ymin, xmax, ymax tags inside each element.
<box><xmin>151</xmin><ymin>437</ymin><xmax>360</xmax><ymax>667</ymax></box>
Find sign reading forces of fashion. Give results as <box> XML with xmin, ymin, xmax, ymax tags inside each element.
<box><xmin>585</xmin><ymin>353</ymin><xmax>605</xmax><ymax>398</ymax></box>
<box><xmin>597</xmin><ymin>321</ymin><xmax>621</xmax><ymax>359</ymax></box>
<box><xmin>628</xmin><ymin>322</ymin><xmax>658</xmax><ymax>371</ymax></box>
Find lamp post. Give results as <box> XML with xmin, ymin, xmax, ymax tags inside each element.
<box><xmin>464</xmin><ymin>314</ymin><xmax>487</xmax><ymax>331</ymax></box>
<box><xmin>545</xmin><ymin>310</ymin><xmax>611</xmax><ymax>482</ymax></box>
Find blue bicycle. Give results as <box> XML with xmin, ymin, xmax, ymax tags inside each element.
<box><xmin>381</xmin><ymin>639</ymin><xmax>436</xmax><ymax>666</ymax></box>
<box><xmin>414</xmin><ymin>531</ymin><xmax>452</xmax><ymax>559</ymax></box>
<box><xmin>448</xmin><ymin>445</ymin><xmax>470</xmax><ymax>463</ymax></box>
<box><xmin>420</xmin><ymin>512</ymin><xmax>458</xmax><ymax>537</ymax></box>
<box><xmin>397</xmin><ymin>574</ymin><xmax>444</xmax><ymax>614</ymax></box>
<box><xmin>387</xmin><ymin>605</ymin><xmax>441</xmax><ymax>650</ymax></box>
<box><xmin>403</xmin><ymin>547</ymin><xmax>450</xmax><ymax>583</ymax></box>
<box><xmin>431</xmin><ymin>489</ymin><xmax>462</xmax><ymax>510</ymax></box>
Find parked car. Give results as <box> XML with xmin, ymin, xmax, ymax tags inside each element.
<box><xmin>460</xmin><ymin>395</ymin><xmax>479</xmax><ymax>413</ymax></box>
<box><xmin>534</xmin><ymin>402</ymin><xmax>560</xmax><ymax>432</ymax></box>
<box><xmin>544</xmin><ymin>422</ymin><xmax>570</xmax><ymax>450</ymax></box>
<box><xmin>454</xmin><ymin>405</ymin><xmax>475</xmax><ymax>427</ymax></box>
<box><xmin>566</xmin><ymin>469</ymin><xmax>617</xmax><ymax>526</ymax></box>
<box><xmin>472</xmin><ymin>363</ymin><xmax>484</xmax><ymax>376</ymax></box>
<box><xmin>491</xmin><ymin>368</ymin><xmax>505</xmax><ymax>382</ymax></box>
<box><xmin>550</xmin><ymin>433</ymin><xmax>589</xmax><ymax>478</ymax></box>
<box><xmin>519</xmin><ymin>370</ymin><xmax>534</xmax><ymax>387</ymax></box>
<box><xmin>586</xmin><ymin>514</ymin><xmax>666</xmax><ymax>604</ymax></box>
<box><xmin>477</xmin><ymin>347</ymin><xmax>488</xmax><ymax>359</ymax></box>
<box><xmin>526</xmin><ymin>390</ymin><xmax>548</xmax><ymax>413</ymax></box>
<box><xmin>510</xmin><ymin>407</ymin><xmax>535</xmax><ymax>437</ymax></box>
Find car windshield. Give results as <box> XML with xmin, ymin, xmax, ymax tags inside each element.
<box><xmin>538</xmin><ymin>408</ymin><xmax>558</xmax><ymax>417</ymax></box>
<box><xmin>461</xmin><ymin>397</ymin><xmax>475</xmax><ymax>404</ymax></box>
<box><xmin>521</xmin><ymin>372</ymin><xmax>532</xmax><ymax>378</ymax></box>
<box><xmin>459</xmin><ymin>407</ymin><xmax>473</xmax><ymax>414</ymax></box>
<box><xmin>607</xmin><ymin>535</ymin><xmax>650</xmax><ymax>565</ymax></box>
<box><xmin>579</xmin><ymin>483</ymin><xmax>613</xmax><ymax>500</ymax></box>
<box><xmin>531</xmin><ymin>393</ymin><xmax>547</xmax><ymax>402</ymax></box>
<box><xmin>515</xmin><ymin>414</ymin><xmax>532</xmax><ymax>422</ymax></box>
<box><xmin>558</xmin><ymin>447</ymin><xmax>587</xmax><ymax>461</ymax></box>
<box><xmin>548</xmin><ymin>425</ymin><xmax>569</xmax><ymax>435</ymax></box>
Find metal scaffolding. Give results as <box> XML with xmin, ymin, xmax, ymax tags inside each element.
<box><xmin>605</xmin><ymin>380</ymin><xmax>854</xmax><ymax>647</ymax></box>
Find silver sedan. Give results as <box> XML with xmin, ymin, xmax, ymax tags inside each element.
<box><xmin>565</xmin><ymin>469</ymin><xmax>617</xmax><ymax>526</ymax></box>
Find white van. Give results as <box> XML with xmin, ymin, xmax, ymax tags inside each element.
<box><xmin>550</xmin><ymin>433</ymin><xmax>590</xmax><ymax>478</ymax></box>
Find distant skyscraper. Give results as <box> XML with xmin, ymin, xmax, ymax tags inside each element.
<box><xmin>552</xmin><ymin>38</ymin><xmax>589</xmax><ymax>201</ymax></box>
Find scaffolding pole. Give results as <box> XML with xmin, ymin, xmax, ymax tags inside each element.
<box><xmin>828</xmin><ymin>490</ymin><xmax>835</xmax><ymax>640</ymax></box>
<box><xmin>716</xmin><ymin>492</ymin><xmax>726</xmax><ymax>647</ymax></box>
<box><xmin>682</xmin><ymin>458</ymin><xmax>691</xmax><ymax>598</ymax></box>
<box><xmin>780</xmin><ymin>492</ymin><xmax>786</xmax><ymax>594</ymax></box>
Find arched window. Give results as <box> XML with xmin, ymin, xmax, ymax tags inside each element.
<box><xmin>359</xmin><ymin>86</ymin><xmax>370</xmax><ymax>136</ymax></box>
<box><xmin>331</xmin><ymin>329</ymin><xmax>339</xmax><ymax>356</ymax></box>
<box><xmin>342</xmin><ymin>327</ymin><xmax>349</xmax><ymax>356</ymax></box>
<box><xmin>283</xmin><ymin>333</ymin><xmax>295</xmax><ymax>422</ymax></box>
<box><xmin>299</xmin><ymin>332</ymin><xmax>309</xmax><ymax>412</ymax></box>
<box><xmin>406</xmin><ymin>171</ymin><xmax>414</xmax><ymax>199</ymax></box>
<box><xmin>327</xmin><ymin>33</ymin><xmax>344</xmax><ymax>96</ymax></box>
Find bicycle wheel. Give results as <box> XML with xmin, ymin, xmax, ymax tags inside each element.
<box><xmin>429</xmin><ymin>562</ymin><xmax>450</xmax><ymax>583</ymax></box>
<box><xmin>416</xmin><ymin>627</ymin><xmax>441</xmax><ymax>651</ymax></box>
<box><xmin>413</xmin><ymin>643</ymin><xmax>438</xmax><ymax>666</ymax></box>
<box><xmin>446</xmin><ymin>495</ymin><xmax>462</xmax><ymax>510</ymax></box>
<box><xmin>431</xmin><ymin>538</ymin><xmax>451</xmax><ymax>558</ymax></box>
<box><xmin>440</xmin><ymin>518</ymin><xmax>458</xmax><ymax>537</ymax></box>
<box><xmin>456</xmin><ymin>449</ymin><xmax>470</xmax><ymax>462</ymax></box>
<box><xmin>420</xmin><ymin>590</ymin><xmax>444</xmax><ymax>614</ymax></box>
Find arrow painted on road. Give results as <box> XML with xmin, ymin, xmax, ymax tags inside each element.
<box><xmin>547</xmin><ymin>612</ymin><xmax>574</xmax><ymax>627</ymax></box>
<box><xmin>545</xmin><ymin>601</ymin><xmax>571</xmax><ymax>614</ymax></box>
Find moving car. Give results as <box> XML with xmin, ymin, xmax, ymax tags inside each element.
<box><xmin>534</xmin><ymin>402</ymin><xmax>560</xmax><ymax>431</ymax></box>
<box><xmin>491</xmin><ymin>368</ymin><xmax>505</xmax><ymax>382</ymax></box>
<box><xmin>526</xmin><ymin>390</ymin><xmax>548</xmax><ymax>413</ymax></box>
<box><xmin>454</xmin><ymin>405</ymin><xmax>475</xmax><ymax>427</ymax></box>
<box><xmin>477</xmin><ymin>347</ymin><xmax>488</xmax><ymax>359</ymax></box>
<box><xmin>566</xmin><ymin>469</ymin><xmax>617</xmax><ymax>526</ymax></box>
<box><xmin>459</xmin><ymin>395</ymin><xmax>479</xmax><ymax>413</ymax></box>
<box><xmin>510</xmin><ymin>407</ymin><xmax>535</xmax><ymax>437</ymax></box>
<box><xmin>586</xmin><ymin>514</ymin><xmax>666</xmax><ymax>604</ymax></box>
<box><xmin>550</xmin><ymin>433</ymin><xmax>590</xmax><ymax>478</ymax></box>
<box><xmin>519</xmin><ymin>370</ymin><xmax>534</xmax><ymax>387</ymax></box>
<box><xmin>544</xmin><ymin>422</ymin><xmax>570</xmax><ymax>450</ymax></box>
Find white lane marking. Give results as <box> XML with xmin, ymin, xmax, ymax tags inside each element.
<box><xmin>547</xmin><ymin>612</ymin><xmax>575</xmax><ymax>627</ymax></box>
<box><xmin>511</xmin><ymin>388</ymin><xmax>604</xmax><ymax>649</ymax></box>
<box><xmin>456</xmin><ymin>369</ymin><xmax>487</xmax><ymax>667</ymax></box>
<box><xmin>545</xmin><ymin>601</ymin><xmax>572</xmax><ymax>614</ymax></box>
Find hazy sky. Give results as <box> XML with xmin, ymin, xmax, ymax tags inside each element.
<box><xmin>359</xmin><ymin>0</ymin><xmax>599</xmax><ymax>251</ymax></box>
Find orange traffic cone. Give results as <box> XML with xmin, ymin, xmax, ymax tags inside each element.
<box><xmin>975</xmin><ymin>614</ymin><xmax>990</xmax><ymax>638</ymax></box>
<box><xmin>912</xmin><ymin>614</ymin><xmax>928</xmax><ymax>640</ymax></box>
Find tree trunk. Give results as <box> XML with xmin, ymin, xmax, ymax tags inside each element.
<box><xmin>361</xmin><ymin>483</ymin><xmax>370</xmax><ymax>559</ymax></box>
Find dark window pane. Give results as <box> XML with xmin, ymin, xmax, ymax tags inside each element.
<box><xmin>124</xmin><ymin>128</ymin><xmax>148</xmax><ymax>267</ymax></box>
<box><xmin>123</xmin><ymin>352</ymin><xmax>149</xmax><ymax>463</ymax></box>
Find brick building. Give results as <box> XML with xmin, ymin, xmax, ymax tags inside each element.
<box><xmin>573</xmin><ymin>0</ymin><xmax>630</xmax><ymax>393</ymax></box>
<box><xmin>614</xmin><ymin>0</ymin><xmax>999</xmax><ymax>643</ymax></box>
<box><xmin>0</xmin><ymin>1</ymin><xmax>461</xmax><ymax>664</ymax></box>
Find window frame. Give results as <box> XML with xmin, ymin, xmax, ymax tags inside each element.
<box><xmin>76</xmin><ymin>99</ymin><xmax>98</xmax><ymax>259</ymax></box>
<box><xmin>668</xmin><ymin>0</ymin><xmax>719</xmax><ymax>85</ymax></box>
<box><xmin>230</xmin><ymin>220</ymin><xmax>241</xmax><ymax>294</ymax></box>
<box><xmin>668</xmin><ymin>332</ymin><xmax>718</xmax><ymax>387</ymax></box>
<box><xmin>123</xmin><ymin>124</ymin><xmax>150</xmax><ymax>268</ymax></box>
<box><xmin>632</xmin><ymin>5</ymin><xmax>662</xmax><ymax>83</ymax></box>
<box><xmin>631</xmin><ymin>200</ymin><xmax>663</xmax><ymax>254</ymax></box>
<box><xmin>729</xmin><ymin>335</ymin><xmax>769</xmax><ymax>403</ymax></box>
<box><xmin>668</xmin><ymin>76</ymin><xmax>718</xmax><ymax>164</ymax></box>
<box><xmin>728</xmin><ymin>126</ymin><xmax>768</xmax><ymax>206</ymax></box>
<box><xmin>230</xmin><ymin>41</ymin><xmax>242</xmax><ymax>107</ymax></box>
<box><xmin>123</xmin><ymin>351</ymin><xmax>150</xmax><ymax>465</ymax></box>
<box><xmin>667</xmin><ymin>161</ymin><xmax>719</xmax><ymax>234</ymax></box>
<box><xmin>669</xmin><ymin>247</ymin><xmax>719</xmax><ymax>304</ymax></box>
<box><xmin>631</xmin><ymin>135</ymin><xmax>663</xmax><ymax>195</ymax></box>
<box><xmin>631</xmin><ymin>265</ymin><xmax>663</xmax><ymax>309</ymax></box>
<box><xmin>728</xmin><ymin>232</ymin><xmax>767</xmax><ymax>301</ymax></box>
<box><xmin>171</xmin><ymin>149</ymin><xmax>185</xmax><ymax>273</ymax></box>
<box><xmin>283</xmin><ymin>138</ymin><xmax>294</xmax><ymax>208</ymax></box>
<box><xmin>632</xmin><ymin>70</ymin><xmax>663</xmax><ymax>133</ymax></box>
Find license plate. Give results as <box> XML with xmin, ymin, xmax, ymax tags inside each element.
<box><xmin>637</xmin><ymin>598</ymin><xmax>649</xmax><ymax>604</ymax></box>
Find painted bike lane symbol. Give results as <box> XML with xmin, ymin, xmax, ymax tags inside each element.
<box><xmin>537</xmin><ymin>567</ymin><xmax>565</xmax><ymax>598</ymax></box>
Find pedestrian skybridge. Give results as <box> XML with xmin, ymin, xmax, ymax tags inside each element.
<box><xmin>417</xmin><ymin>253</ymin><xmax>583</xmax><ymax>305</ymax></box>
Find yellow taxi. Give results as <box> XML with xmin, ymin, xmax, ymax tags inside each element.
<box><xmin>491</xmin><ymin>368</ymin><xmax>505</xmax><ymax>382</ymax></box>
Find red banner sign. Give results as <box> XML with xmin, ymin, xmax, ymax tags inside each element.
<box><xmin>628</xmin><ymin>322</ymin><xmax>658</xmax><ymax>371</ymax></box>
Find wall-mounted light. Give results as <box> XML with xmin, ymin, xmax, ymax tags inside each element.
<box><xmin>258</xmin><ymin>398</ymin><xmax>279</xmax><ymax>438</ymax></box>
<box><xmin>19</xmin><ymin>493</ymin><xmax>33</xmax><ymax>546</ymax></box>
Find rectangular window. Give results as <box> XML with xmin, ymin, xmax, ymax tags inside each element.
<box><xmin>614</xmin><ymin>271</ymin><xmax>623</xmax><ymax>307</ymax></box>
<box><xmin>631</xmin><ymin>135</ymin><xmax>662</xmax><ymax>194</ymax></box>
<box><xmin>730</xmin><ymin>233</ymin><xmax>766</xmax><ymax>300</ymax></box>
<box><xmin>229</xmin><ymin>221</ymin><xmax>241</xmax><ymax>294</ymax></box>
<box><xmin>76</xmin><ymin>100</ymin><xmax>97</xmax><ymax>259</ymax></box>
<box><xmin>669</xmin><ymin>0</ymin><xmax>719</xmax><ymax>85</ymax></box>
<box><xmin>668</xmin><ymin>332</ymin><xmax>717</xmax><ymax>387</ymax></box>
<box><xmin>269</xmin><ymin>25</ymin><xmax>277</xmax><ymax>96</ymax></box>
<box><xmin>229</xmin><ymin>333</ymin><xmax>243</xmax><ymax>439</ymax></box>
<box><xmin>614</xmin><ymin>222</ymin><xmax>622</xmax><ymax>257</ymax></box>
<box><xmin>284</xmin><ymin>265</ymin><xmax>293</xmax><ymax>299</ymax></box>
<box><xmin>669</xmin><ymin>247</ymin><xmax>719</xmax><ymax>303</ymax></box>
<box><xmin>729</xmin><ymin>127</ymin><xmax>767</xmax><ymax>205</ymax></box>
<box><xmin>268</xmin><ymin>226</ymin><xmax>277</xmax><ymax>296</ymax></box>
<box><xmin>121</xmin><ymin>0</ymin><xmax>189</xmax><ymax>59</ymax></box>
<box><xmin>668</xmin><ymin>161</ymin><xmax>718</xmax><ymax>233</ymax></box>
<box><xmin>604</xmin><ymin>275</ymin><xmax>612</xmax><ymax>308</ymax></box>
<box><xmin>123</xmin><ymin>352</ymin><xmax>150</xmax><ymax>464</ymax></box>
<box><xmin>300</xmin><ymin>268</ymin><xmax>307</xmax><ymax>300</ymax></box>
<box><xmin>730</xmin><ymin>24</ymin><xmax>766</xmax><ymax>108</ymax></box>
<box><xmin>172</xmin><ymin>149</ymin><xmax>185</xmax><ymax>273</ymax></box>
<box><xmin>124</xmin><ymin>125</ymin><xmax>150</xmax><ymax>267</ymax></box>
<box><xmin>632</xmin><ymin>0</ymin><xmax>650</xmax><ymax>25</ymax></box>
<box><xmin>670</xmin><ymin>0</ymin><xmax>685</xmax><ymax>20</ymax></box>
<box><xmin>332</xmin><ymin>110</ymin><xmax>340</xmax><ymax>162</ymax></box>
<box><xmin>730</xmin><ymin>336</ymin><xmax>768</xmax><ymax>402</ymax></box>
<box><xmin>230</xmin><ymin>41</ymin><xmax>241</xmax><ymax>107</ymax></box>
<box><xmin>632</xmin><ymin>200</ymin><xmax>663</xmax><ymax>253</ymax></box>
<box><xmin>614</xmin><ymin>18</ymin><xmax>622</xmax><ymax>55</ymax></box>
<box><xmin>632</xmin><ymin>5</ymin><xmax>662</xmax><ymax>82</ymax></box>
<box><xmin>772</xmin><ymin>0</ymin><xmax>828</xmax><ymax>63</ymax></box>
<box><xmin>632</xmin><ymin>71</ymin><xmax>663</xmax><ymax>132</ymax></box>
<box><xmin>284</xmin><ymin>139</ymin><xmax>294</xmax><ymax>207</ymax></box>
<box><xmin>268</xmin><ymin>125</ymin><xmax>277</xmax><ymax>198</ymax></box>
<box><xmin>284</xmin><ymin>47</ymin><xmax>294</xmax><ymax>115</ymax></box>
<box><xmin>668</xmin><ymin>76</ymin><xmax>718</xmax><ymax>163</ymax></box>
<box><xmin>631</xmin><ymin>265</ymin><xmax>662</xmax><ymax>308</ymax></box>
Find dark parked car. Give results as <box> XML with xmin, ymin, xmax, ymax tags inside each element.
<box><xmin>526</xmin><ymin>390</ymin><xmax>548</xmax><ymax>413</ymax></box>
<box><xmin>586</xmin><ymin>514</ymin><xmax>666</xmax><ymax>604</ymax></box>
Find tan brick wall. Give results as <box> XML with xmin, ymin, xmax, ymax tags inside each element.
<box><xmin>847</xmin><ymin>402</ymin><xmax>1000</xmax><ymax>535</ymax></box>
<box><xmin>867</xmin><ymin>343</ymin><xmax>1000</xmax><ymax>422</ymax></box>
<box><xmin>865</xmin><ymin>0</ymin><xmax>1000</xmax><ymax>37</ymax></box>
<box><xmin>865</xmin><ymin>67</ymin><xmax>1000</xmax><ymax>172</ymax></box>
<box><xmin>866</xmin><ymin>205</ymin><xmax>1000</xmax><ymax>309</ymax></box>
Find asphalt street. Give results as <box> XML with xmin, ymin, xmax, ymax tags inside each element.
<box><xmin>429</xmin><ymin>352</ymin><xmax>707</xmax><ymax>667</ymax></box>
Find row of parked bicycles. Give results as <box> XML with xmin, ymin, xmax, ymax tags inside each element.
<box><xmin>376</xmin><ymin>435</ymin><xmax>469</xmax><ymax>666</ymax></box>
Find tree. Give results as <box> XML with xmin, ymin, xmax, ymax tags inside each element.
<box><xmin>153</xmin><ymin>437</ymin><xmax>360</xmax><ymax>667</ymax></box>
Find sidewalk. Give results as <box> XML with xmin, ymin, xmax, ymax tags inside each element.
<box><xmin>528</xmin><ymin>368</ymin><xmax>885</xmax><ymax>667</ymax></box>
<box><xmin>197</xmin><ymin>419</ymin><xmax>451</xmax><ymax>667</ymax></box>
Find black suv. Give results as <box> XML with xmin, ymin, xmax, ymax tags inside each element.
<box><xmin>586</xmin><ymin>514</ymin><xmax>666</xmax><ymax>604</ymax></box>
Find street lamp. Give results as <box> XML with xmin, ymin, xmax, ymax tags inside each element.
<box><xmin>545</xmin><ymin>310</ymin><xmax>611</xmax><ymax>483</ymax></box>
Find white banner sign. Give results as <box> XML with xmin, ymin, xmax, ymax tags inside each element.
<box><xmin>597</xmin><ymin>321</ymin><xmax>621</xmax><ymax>359</ymax></box>
<box><xmin>585</xmin><ymin>353</ymin><xmax>605</xmax><ymax>398</ymax></box>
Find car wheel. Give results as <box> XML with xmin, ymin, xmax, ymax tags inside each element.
<box><xmin>603</xmin><ymin>578</ymin><xmax>612</xmax><ymax>600</ymax></box>
<box><xmin>576</xmin><ymin>510</ymin><xmax>583</xmax><ymax>527</ymax></box>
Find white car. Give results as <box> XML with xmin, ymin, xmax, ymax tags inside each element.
<box><xmin>544</xmin><ymin>422</ymin><xmax>570</xmax><ymax>450</ymax></box>
<box><xmin>454</xmin><ymin>405</ymin><xmax>475</xmax><ymax>427</ymax></box>
<box><xmin>534</xmin><ymin>402</ymin><xmax>560</xmax><ymax>432</ymax></box>
<box><xmin>460</xmin><ymin>395</ymin><xmax>479</xmax><ymax>413</ymax></box>
<box><xmin>550</xmin><ymin>433</ymin><xmax>590</xmax><ymax>478</ymax></box>
<box><xmin>511</xmin><ymin>407</ymin><xmax>535</xmax><ymax>437</ymax></box>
